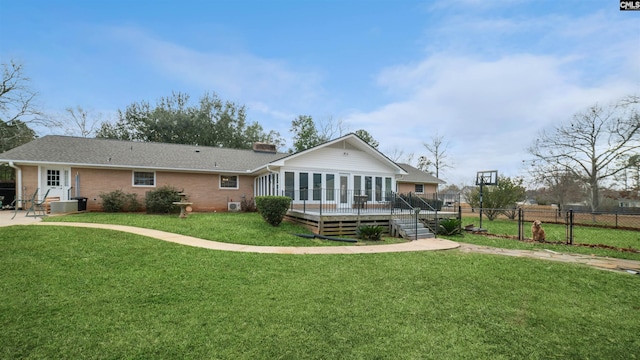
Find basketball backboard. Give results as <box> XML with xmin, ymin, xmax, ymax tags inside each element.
<box><xmin>475</xmin><ymin>170</ymin><xmax>498</xmax><ymax>186</ymax></box>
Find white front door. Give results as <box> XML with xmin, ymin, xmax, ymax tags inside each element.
<box><xmin>43</xmin><ymin>167</ymin><xmax>70</xmax><ymax>200</ymax></box>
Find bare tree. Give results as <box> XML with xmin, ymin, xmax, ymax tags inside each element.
<box><xmin>0</xmin><ymin>59</ymin><xmax>64</xmax><ymax>152</ymax></box>
<box><xmin>1</xmin><ymin>60</ymin><xmax>41</xmax><ymax>123</ymax></box>
<box><xmin>62</xmin><ymin>106</ymin><xmax>102</xmax><ymax>138</ymax></box>
<box><xmin>613</xmin><ymin>153</ymin><xmax>640</xmax><ymax>192</ymax></box>
<box><xmin>384</xmin><ymin>145</ymin><xmax>414</xmax><ymax>164</ymax></box>
<box><xmin>528</xmin><ymin>96</ymin><xmax>640</xmax><ymax>211</ymax></box>
<box><xmin>531</xmin><ymin>163</ymin><xmax>585</xmax><ymax>209</ymax></box>
<box><xmin>317</xmin><ymin>115</ymin><xmax>348</xmax><ymax>140</ymax></box>
<box><xmin>0</xmin><ymin>60</ymin><xmax>49</xmax><ymax>149</ymax></box>
<box><xmin>422</xmin><ymin>133</ymin><xmax>451</xmax><ymax>178</ymax></box>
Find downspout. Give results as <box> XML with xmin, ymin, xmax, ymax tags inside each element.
<box><xmin>8</xmin><ymin>161</ymin><xmax>22</xmax><ymax>206</ymax></box>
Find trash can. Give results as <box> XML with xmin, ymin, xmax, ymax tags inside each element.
<box><xmin>71</xmin><ymin>197</ymin><xmax>88</xmax><ymax>211</ymax></box>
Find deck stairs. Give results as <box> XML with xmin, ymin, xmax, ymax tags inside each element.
<box><xmin>390</xmin><ymin>217</ymin><xmax>435</xmax><ymax>240</ymax></box>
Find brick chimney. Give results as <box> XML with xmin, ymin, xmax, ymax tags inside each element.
<box><xmin>252</xmin><ymin>142</ymin><xmax>277</xmax><ymax>153</ymax></box>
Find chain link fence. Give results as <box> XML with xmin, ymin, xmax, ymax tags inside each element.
<box><xmin>462</xmin><ymin>206</ymin><xmax>640</xmax><ymax>230</ymax></box>
<box><xmin>460</xmin><ymin>206</ymin><xmax>640</xmax><ymax>252</ymax></box>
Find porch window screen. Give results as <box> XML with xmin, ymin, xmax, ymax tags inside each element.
<box><xmin>313</xmin><ymin>173</ymin><xmax>322</xmax><ymax>201</ymax></box>
<box><xmin>220</xmin><ymin>175</ymin><xmax>238</xmax><ymax>189</ymax></box>
<box><xmin>326</xmin><ymin>174</ymin><xmax>335</xmax><ymax>201</ymax></box>
<box><xmin>133</xmin><ymin>171</ymin><xmax>155</xmax><ymax>186</ymax></box>
<box><xmin>284</xmin><ymin>172</ymin><xmax>294</xmax><ymax>199</ymax></box>
<box><xmin>375</xmin><ymin>177</ymin><xmax>382</xmax><ymax>201</ymax></box>
<box><xmin>385</xmin><ymin>177</ymin><xmax>392</xmax><ymax>200</ymax></box>
<box><xmin>299</xmin><ymin>173</ymin><xmax>308</xmax><ymax>200</ymax></box>
<box><xmin>365</xmin><ymin>176</ymin><xmax>372</xmax><ymax>201</ymax></box>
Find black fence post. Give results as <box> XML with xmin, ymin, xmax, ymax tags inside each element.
<box><xmin>414</xmin><ymin>208</ymin><xmax>419</xmax><ymax>241</ymax></box>
<box><xmin>518</xmin><ymin>207</ymin><xmax>523</xmax><ymax>240</ymax></box>
<box><xmin>565</xmin><ymin>209</ymin><xmax>574</xmax><ymax>245</ymax></box>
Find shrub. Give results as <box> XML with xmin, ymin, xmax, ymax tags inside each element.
<box><xmin>99</xmin><ymin>190</ymin><xmax>140</xmax><ymax>212</ymax></box>
<box><xmin>241</xmin><ymin>196</ymin><xmax>257</xmax><ymax>212</ymax></box>
<box><xmin>125</xmin><ymin>193</ymin><xmax>141</xmax><ymax>212</ymax></box>
<box><xmin>438</xmin><ymin>218</ymin><xmax>462</xmax><ymax>236</ymax></box>
<box><xmin>255</xmin><ymin>196</ymin><xmax>291</xmax><ymax>226</ymax></box>
<box><xmin>145</xmin><ymin>186</ymin><xmax>181</xmax><ymax>214</ymax></box>
<box><xmin>357</xmin><ymin>225</ymin><xmax>383</xmax><ymax>241</ymax></box>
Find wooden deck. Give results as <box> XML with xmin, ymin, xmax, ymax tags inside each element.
<box><xmin>285</xmin><ymin>209</ymin><xmax>458</xmax><ymax>236</ymax></box>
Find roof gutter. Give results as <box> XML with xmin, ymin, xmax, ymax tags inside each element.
<box><xmin>266</xmin><ymin>164</ymin><xmax>278</xmax><ymax>174</ymax></box>
<box><xmin>8</xmin><ymin>161</ymin><xmax>22</xmax><ymax>203</ymax></box>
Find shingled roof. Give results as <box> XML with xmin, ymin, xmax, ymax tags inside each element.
<box><xmin>0</xmin><ymin>136</ymin><xmax>289</xmax><ymax>173</ymax></box>
<box><xmin>396</xmin><ymin>163</ymin><xmax>446</xmax><ymax>184</ymax></box>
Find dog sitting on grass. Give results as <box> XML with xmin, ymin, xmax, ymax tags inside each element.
<box><xmin>531</xmin><ymin>220</ymin><xmax>546</xmax><ymax>242</ymax></box>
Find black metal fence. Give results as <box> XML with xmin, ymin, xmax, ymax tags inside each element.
<box><xmin>462</xmin><ymin>207</ymin><xmax>640</xmax><ymax>230</ymax></box>
<box><xmin>461</xmin><ymin>206</ymin><xmax>640</xmax><ymax>245</ymax></box>
<box><xmin>286</xmin><ymin>190</ymin><xmax>460</xmax><ymax>215</ymax></box>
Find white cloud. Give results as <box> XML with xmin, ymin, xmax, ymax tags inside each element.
<box><xmin>341</xmin><ymin>5</ymin><xmax>639</xmax><ymax>186</ymax></box>
<box><xmin>345</xmin><ymin>52</ymin><xmax>636</xmax><ymax>185</ymax></box>
<box><xmin>107</xmin><ymin>26</ymin><xmax>324</xmax><ymax>113</ymax></box>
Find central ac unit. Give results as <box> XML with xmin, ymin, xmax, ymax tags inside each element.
<box><xmin>227</xmin><ymin>202</ymin><xmax>241</xmax><ymax>212</ymax></box>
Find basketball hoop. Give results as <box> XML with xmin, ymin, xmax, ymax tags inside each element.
<box><xmin>475</xmin><ymin>170</ymin><xmax>498</xmax><ymax>186</ymax></box>
<box><xmin>475</xmin><ymin>170</ymin><xmax>498</xmax><ymax>231</ymax></box>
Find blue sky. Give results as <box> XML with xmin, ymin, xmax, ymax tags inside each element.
<box><xmin>1</xmin><ymin>0</ymin><xmax>638</xmax><ymax>185</ymax></box>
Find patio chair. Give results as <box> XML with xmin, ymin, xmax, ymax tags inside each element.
<box><xmin>26</xmin><ymin>188</ymin><xmax>50</xmax><ymax>218</ymax></box>
<box><xmin>11</xmin><ymin>188</ymin><xmax>39</xmax><ymax>219</ymax></box>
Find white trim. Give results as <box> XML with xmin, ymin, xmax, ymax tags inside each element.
<box><xmin>219</xmin><ymin>174</ymin><xmax>239</xmax><ymax>190</ymax></box>
<box><xmin>132</xmin><ymin>170</ymin><xmax>156</xmax><ymax>187</ymax></box>
<box><xmin>263</xmin><ymin>134</ymin><xmax>408</xmax><ymax>175</ymax></box>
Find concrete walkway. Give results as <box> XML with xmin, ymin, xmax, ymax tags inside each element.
<box><xmin>1</xmin><ymin>210</ymin><xmax>639</xmax><ymax>273</ymax></box>
<box><xmin>0</xmin><ymin>211</ymin><xmax>459</xmax><ymax>254</ymax></box>
<box><xmin>458</xmin><ymin>243</ymin><xmax>640</xmax><ymax>274</ymax></box>
<box><xmin>33</xmin><ymin>222</ymin><xmax>461</xmax><ymax>254</ymax></box>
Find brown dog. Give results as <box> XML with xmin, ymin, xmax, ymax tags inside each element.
<box><xmin>531</xmin><ymin>220</ymin><xmax>546</xmax><ymax>242</ymax></box>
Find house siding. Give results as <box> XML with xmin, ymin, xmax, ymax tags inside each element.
<box><xmin>397</xmin><ymin>182</ymin><xmax>438</xmax><ymax>194</ymax></box>
<box><xmin>2</xmin><ymin>135</ymin><xmax>449</xmax><ymax>214</ymax></box>
<box><xmin>284</xmin><ymin>147</ymin><xmax>392</xmax><ymax>173</ymax></box>
<box><xmin>69</xmin><ymin>168</ymin><xmax>253</xmax><ymax>212</ymax></box>
<box><xmin>20</xmin><ymin>165</ymin><xmax>39</xmax><ymax>199</ymax></box>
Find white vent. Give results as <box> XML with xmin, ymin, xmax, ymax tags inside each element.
<box><xmin>227</xmin><ymin>202</ymin><xmax>241</xmax><ymax>212</ymax></box>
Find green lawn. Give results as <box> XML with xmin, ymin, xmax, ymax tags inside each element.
<box><xmin>450</xmin><ymin>216</ymin><xmax>640</xmax><ymax>261</ymax></box>
<box><xmin>1</xmin><ymin>225</ymin><xmax>639</xmax><ymax>359</ymax></box>
<box><xmin>43</xmin><ymin>212</ymin><xmax>407</xmax><ymax>246</ymax></box>
<box><xmin>44</xmin><ymin>212</ymin><xmax>640</xmax><ymax>260</ymax></box>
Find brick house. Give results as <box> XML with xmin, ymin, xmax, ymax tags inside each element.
<box><xmin>0</xmin><ymin>134</ymin><xmax>444</xmax><ymax>212</ymax></box>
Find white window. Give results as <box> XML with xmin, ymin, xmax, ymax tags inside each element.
<box><xmin>415</xmin><ymin>184</ymin><xmax>424</xmax><ymax>194</ymax></box>
<box><xmin>133</xmin><ymin>171</ymin><xmax>155</xmax><ymax>187</ymax></box>
<box><xmin>220</xmin><ymin>175</ymin><xmax>238</xmax><ymax>189</ymax></box>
